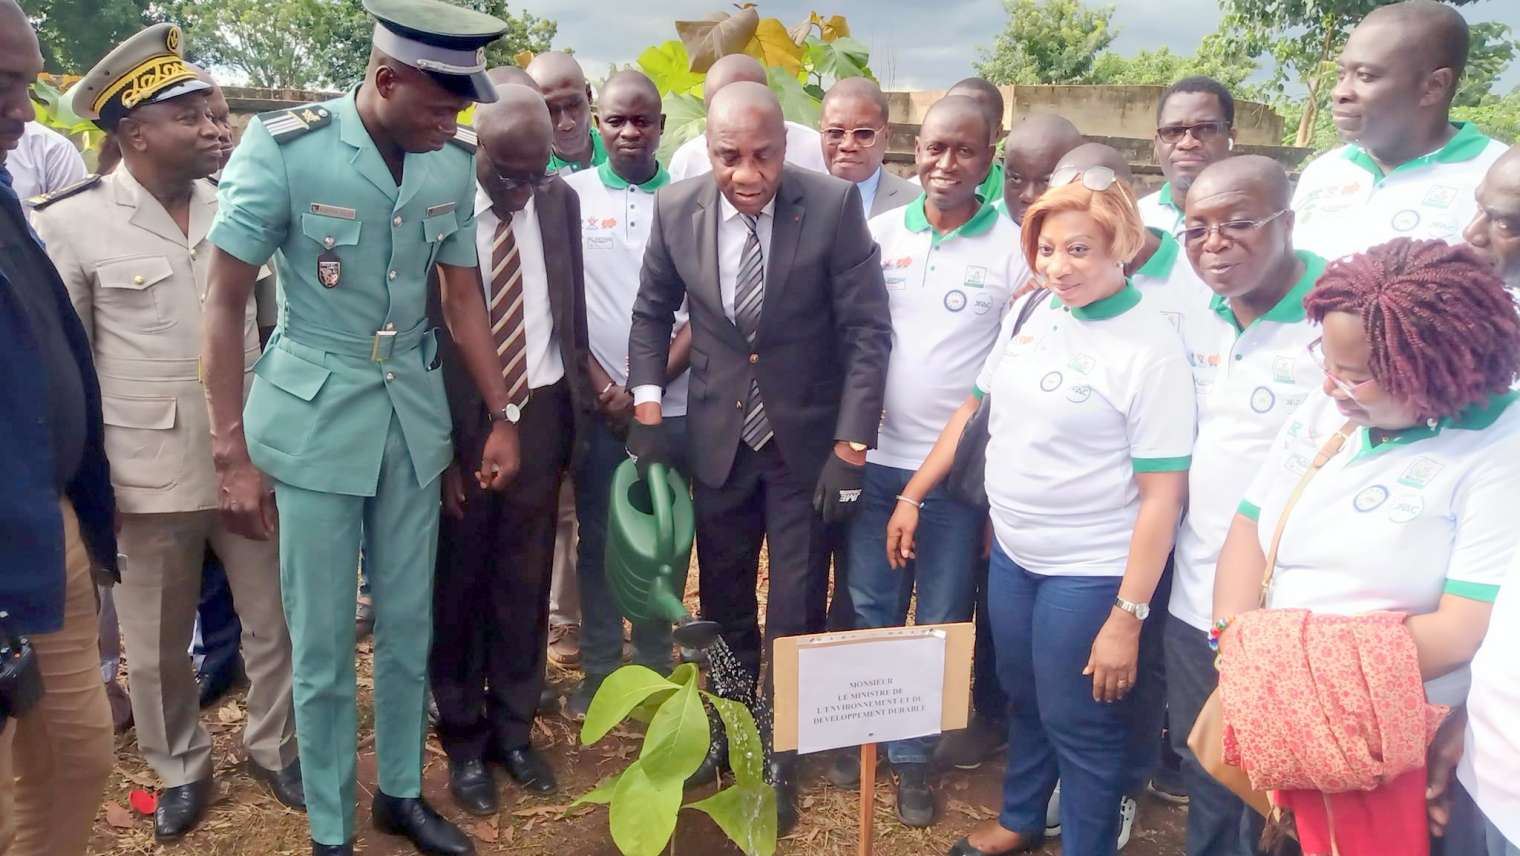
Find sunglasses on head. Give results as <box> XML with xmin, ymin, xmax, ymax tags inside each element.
<box><xmin>1049</xmin><ymin>165</ymin><xmax>1120</xmax><ymax>192</ymax></box>
<box><xmin>1156</xmin><ymin>121</ymin><xmax>1230</xmax><ymax>144</ymax></box>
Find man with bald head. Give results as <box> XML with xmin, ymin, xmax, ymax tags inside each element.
<box><xmin>1166</xmin><ymin>154</ymin><xmax>1329</xmax><ymax>855</ymax></box>
<box><xmin>946</xmin><ymin>77</ymin><xmax>1007</xmax><ymax>204</ymax></box>
<box><xmin>426</xmin><ymin>82</ymin><xmax>592</xmax><ymax>816</ymax></box>
<box><xmin>628</xmin><ymin>81</ymin><xmax>891</xmax><ymax>832</ymax></box>
<box><xmin>820</xmin><ymin>77</ymin><xmax>916</xmax><ymax>218</ymax></box>
<box><xmin>1292</xmin><ymin>0</ymin><xmax>1508</xmax><ymax>260</ymax></box>
<box><xmin>1465</xmin><ymin>146</ymin><xmax>1520</xmax><ymax>289</ymax></box>
<box><xmin>527</xmin><ymin>52</ymin><xmax>602</xmax><ymax>174</ymax></box>
<box><xmin>667</xmin><ymin>53</ymin><xmax>828</xmax><ymax>180</ymax></box>
<box><xmin>999</xmin><ymin>112</ymin><xmax>1083</xmax><ymax>222</ymax></box>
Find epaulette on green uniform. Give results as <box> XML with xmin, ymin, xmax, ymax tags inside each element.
<box><xmin>448</xmin><ymin>125</ymin><xmax>477</xmax><ymax>153</ymax></box>
<box><xmin>260</xmin><ymin>104</ymin><xmax>334</xmax><ymax>143</ymax></box>
<box><xmin>28</xmin><ymin>173</ymin><xmax>102</xmax><ymax>210</ymax></box>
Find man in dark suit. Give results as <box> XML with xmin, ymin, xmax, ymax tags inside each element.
<box><xmin>627</xmin><ymin>82</ymin><xmax>891</xmax><ymax>831</ymax></box>
<box><xmin>427</xmin><ymin>83</ymin><xmax>590</xmax><ymax>817</ymax></box>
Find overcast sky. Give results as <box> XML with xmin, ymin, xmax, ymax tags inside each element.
<box><xmin>513</xmin><ymin>0</ymin><xmax>1520</xmax><ymax>94</ymax></box>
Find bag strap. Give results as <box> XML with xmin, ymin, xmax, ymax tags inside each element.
<box><xmin>1009</xmin><ymin>288</ymin><xmax>1049</xmax><ymax>340</ymax></box>
<box><xmin>1257</xmin><ymin>419</ymin><xmax>1356</xmax><ymax>608</ymax></box>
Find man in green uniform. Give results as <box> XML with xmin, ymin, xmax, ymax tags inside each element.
<box><xmin>201</xmin><ymin>2</ymin><xmax>522</xmax><ymax>853</ymax></box>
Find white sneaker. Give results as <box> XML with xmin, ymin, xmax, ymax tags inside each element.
<box><xmin>1117</xmin><ymin>795</ymin><xmax>1138</xmax><ymax>850</ymax></box>
<box><xmin>1044</xmin><ymin>781</ymin><xmax>1061</xmax><ymax>837</ymax></box>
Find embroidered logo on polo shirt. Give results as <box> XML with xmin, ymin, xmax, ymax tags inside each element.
<box><xmin>584</xmin><ymin>216</ymin><xmax>619</xmax><ymax>230</ymax></box>
<box><xmin>1039</xmin><ymin>371</ymin><xmax>1063</xmax><ymax>392</ymax></box>
<box><xmin>943</xmin><ymin>289</ymin><xmax>967</xmax><ymax>312</ymax></box>
<box><xmin>963</xmin><ymin>266</ymin><xmax>988</xmax><ymax>288</ymax></box>
<box><xmin>1272</xmin><ymin>356</ymin><xmax>1296</xmax><ymax>384</ymax></box>
<box><xmin>1066</xmin><ymin>384</ymin><xmax>1092</xmax><ymax>404</ymax></box>
<box><xmin>973</xmin><ymin>292</ymin><xmax>996</xmax><ymax>315</ymax></box>
<box><xmin>1398</xmin><ymin>457</ymin><xmax>1443</xmax><ymax>489</ymax></box>
<box><xmin>1422</xmin><ymin>185</ymin><xmax>1458</xmax><ymax>209</ymax></box>
<box><xmin>1250</xmin><ymin>386</ymin><xmax>1276</xmax><ymax>414</ymax></box>
<box><xmin>1387</xmin><ymin>493</ymin><xmax>1424</xmax><ymax>523</ymax></box>
<box><xmin>587</xmin><ymin>235</ymin><xmax>614</xmax><ymax>250</ymax></box>
<box><xmin>1353</xmin><ymin>484</ymin><xmax>1390</xmax><ymax>513</ymax></box>
<box><xmin>882</xmin><ymin>256</ymin><xmax>913</xmax><ymax>270</ymax></box>
<box><xmin>1068</xmin><ymin>354</ymin><xmax>1096</xmax><ymax>375</ymax></box>
<box><xmin>1391</xmin><ymin>209</ymin><xmax>1421</xmax><ymax>232</ymax></box>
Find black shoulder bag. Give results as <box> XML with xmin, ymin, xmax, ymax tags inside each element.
<box><xmin>0</xmin><ymin>611</ymin><xmax>42</xmax><ymax>726</ymax></box>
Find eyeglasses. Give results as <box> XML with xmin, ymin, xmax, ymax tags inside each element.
<box><xmin>1307</xmin><ymin>338</ymin><xmax>1377</xmax><ymax>403</ymax></box>
<box><xmin>1175</xmin><ymin>209</ymin><xmax>1290</xmax><ymax>246</ymax></box>
<box><xmin>822</xmin><ymin>126</ymin><xmax>883</xmax><ymax>147</ymax></box>
<box><xmin>1156</xmin><ymin>121</ymin><xmax>1231</xmax><ymax>144</ymax></box>
<box><xmin>485</xmin><ymin>170</ymin><xmax>555</xmax><ymax>194</ymax></box>
<box><xmin>1049</xmin><ymin>165</ymin><xmax>1119</xmax><ymax>192</ymax></box>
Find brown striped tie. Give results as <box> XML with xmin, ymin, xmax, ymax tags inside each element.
<box><xmin>489</xmin><ymin>213</ymin><xmax>530</xmax><ymax>408</ymax></box>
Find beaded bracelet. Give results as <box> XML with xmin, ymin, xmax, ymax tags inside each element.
<box><xmin>1207</xmin><ymin>616</ymin><xmax>1234</xmax><ymax>653</ymax></box>
<box><xmin>895</xmin><ymin>494</ymin><xmax>924</xmax><ymax>510</ymax></box>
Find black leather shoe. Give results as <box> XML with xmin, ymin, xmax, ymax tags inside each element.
<box><xmin>685</xmin><ymin>729</ymin><xmax>729</xmax><ymax>788</ymax></box>
<box><xmin>489</xmin><ymin>746</ymin><xmax>557</xmax><ymax>794</ymax></box>
<box><xmin>155</xmin><ymin>777</ymin><xmax>213</xmax><ymax>841</ymax></box>
<box><xmin>197</xmin><ymin>657</ymin><xmax>245</xmax><ymax>709</ymax></box>
<box><xmin>449</xmin><ymin>758</ymin><xmax>499</xmax><ymax>816</ymax></box>
<box><xmin>311</xmin><ymin>841</ymin><xmax>354</xmax><ymax>855</ymax></box>
<box><xmin>248</xmin><ymin>758</ymin><xmax>306</xmax><ymax>810</ymax></box>
<box><xmin>768</xmin><ymin>756</ymin><xmax>799</xmax><ymax>836</ymax></box>
<box><xmin>372</xmin><ymin>792</ymin><xmax>475</xmax><ymax>855</ymax></box>
<box><xmin>894</xmin><ymin>763</ymin><xmax>936</xmax><ymax>827</ymax></box>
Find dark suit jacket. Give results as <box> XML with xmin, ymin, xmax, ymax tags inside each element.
<box><xmin>429</xmin><ymin>177</ymin><xmax>592</xmax><ymax>469</ymax></box>
<box><xmin>629</xmin><ymin>165</ymin><xmax>892</xmax><ymax>489</ymax></box>
<box><xmin>871</xmin><ymin>169</ymin><xmax>918</xmax><ymax>218</ymax></box>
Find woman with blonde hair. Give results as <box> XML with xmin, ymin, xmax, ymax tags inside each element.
<box><xmin>888</xmin><ymin>168</ymin><xmax>1196</xmax><ymax>856</ymax></box>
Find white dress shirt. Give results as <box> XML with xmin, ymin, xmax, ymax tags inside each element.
<box><xmin>667</xmin><ymin>121</ymin><xmax>828</xmax><ymax>181</ymax></box>
<box><xmin>854</xmin><ymin>167</ymin><xmax>883</xmax><ymax>221</ymax></box>
<box><xmin>8</xmin><ymin>122</ymin><xmax>87</xmax><ymax>201</ymax></box>
<box><xmin>474</xmin><ymin>188</ymin><xmax>563</xmax><ymax>390</ymax></box>
<box><xmin>632</xmin><ymin>193</ymin><xmax>775</xmax><ymax>407</ymax></box>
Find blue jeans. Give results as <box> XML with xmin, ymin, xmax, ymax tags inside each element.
<box><xmin>1165</xmin><ymin>618</ymin><xmax>1263</xmax><ymax>856</ymax></box>
<box><xmin>847</xmin><ymin>462</ymin><xmax>979</xmax><ymax>765</ymax></box>
<box><xmin>1446</xmin><ymin>780</ymin><xmax>1520</xmax><ymax>856</ymax></box>
<box><xmin>573</xmin><ymin>416</ymin><xmax>686</xmax><ymax>681</ymax></box>
<box><xmin>989</xmin><ymin>546</ymin><xmax>1143</xmax><ymax>856</ymax></box>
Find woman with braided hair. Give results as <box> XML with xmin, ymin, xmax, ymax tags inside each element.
<box><xmin>1209</xmin><ymin>237</ymin><xmax>1520</xmax><ymax>854</ymax></box>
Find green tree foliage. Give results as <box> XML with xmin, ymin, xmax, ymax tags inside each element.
<box><xmin>165</xmin><ymin>0</ymin><xmax>555</xmax><ymax>91</ymax></box>
<box><xmin>1086</xmin><ymin>33</ymin><xmax>1264</xmax><ymax>97</ymax></box>
<box><xmin>974</xmin><ymin>0</ymin><xmax>1118</xmax><ymax>85</ymax></box>
<box><xmin>1454</xmin><ymin>87</ymin><xmax>1520</xmax><ymax>145</ymax></box>
<box><xmin>27</xmin><ymin>0</ymin><xmax>153</xmax><ymax>73</ymax></box>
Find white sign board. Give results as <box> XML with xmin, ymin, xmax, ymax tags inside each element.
<box><xmin>794</xmin><ymin>630</ymin><xmax>947</xmax><ymax>755</ymax></box>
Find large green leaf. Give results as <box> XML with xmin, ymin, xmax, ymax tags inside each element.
<box><xmin>639</xmin><ymin>678</ymin><xmax>710</xmax><ymax>783</ymax></box>
<box><xmin>685</xmin><ymin>780</ymin><xmax>777</xmax><ymax>856</ymax></box>
<box><xmin>766</xmin><ymin>67</ymin><xmax>821</xmax><ymax>129</ymax></box>
<box><xmin>637</xmin><ymin>40</ymin><xmax>705</xmax><ymax>98</ymax></box>
<box><xmin>702</xmin><ymin>695</ymin><xmax>765</xmax><ymax>786</ymax></box>
<box><xmin>581</xmin><ymin>665</ymin><xmax>679</xmax><ymax>745</ymax></box>
<box><xmin>568</xmin><ymin>771</ymin><xmax>622</xmax><ymax>809</ymax></box>
<box><xmin>803</xmin><ymin>36</ymin><xmax>873</xmax><ymax>82</ymax></box>
<box><xmin>657</xmin><ymin>92</ymin><xmax>707</xmax><ymax>167</ymax></box>
<box><xmin>608</xmin><ymin>760</ymin><xmax>683</xmax><ymax>856</ymax></box>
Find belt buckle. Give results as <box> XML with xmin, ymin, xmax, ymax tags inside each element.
<box><xmin>370</xmin><ymin>329</ymin><xmax>397</xmax><ymax>362</ymax></box>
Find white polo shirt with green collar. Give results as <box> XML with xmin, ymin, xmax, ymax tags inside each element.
<box><xmin>869</xmin><ymin>195</ymin><xmax>1030</xmax><ymax>471</ymax></box>
<box><xmin>1290</xmin><ymin>122</ymin><xmax>1507</xmax><ymax>262</ymax></box>
<box><xmin>976</xmin><ymin>284</ymin><xmax>1197</xmax><ymax>576</ymax></box>
<box><xmin>1238</xmin><ymin>389</ymin><xmax>1520</xmax><ymax>703</ymax></box>
<box><xmin>1138</xmin><ymin>183</ymin><xmax>1185</xmax><ymax>235</ymax></box>
<box><xmin>564</xmin><ymin>161</ymin><xmax>689</xmax><ymax>417</ymax></box>
<box><xmin>1169</xmin><ymin>251</ymin><xmax>1327</xmax><ymax>632</ymax></box>
<box><xmin>1131</xmin><ymin>227</ymin><xmax>1213</xmax><ymax>338</ymax></box>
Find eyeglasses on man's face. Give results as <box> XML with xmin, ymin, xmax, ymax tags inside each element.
<box><xmin>485</xmin><ymin>169</ymin><xmax>555</xmax><ymax>194</ymax></box>
<box><xmin>1156</xmin><ymin>121</ymin><xmax>1230</xmax><ymax>145</ymax></box>
<box><xmin>822</xmin><ymin>126</ymin><xmax>883</xmax><ymax>147</ymax></box>
<box><xmin>1175</xmin><ymin>209</ymin><xmax>1289</xmax><ymax>246</ymax></box>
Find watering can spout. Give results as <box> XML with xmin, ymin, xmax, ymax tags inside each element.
<box><xmin>605</xmin><ymin>460</ymin><xmax>705</xmax><ymax>639</ymax></box>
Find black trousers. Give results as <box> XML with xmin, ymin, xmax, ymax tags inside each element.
<box><xmin>971</xmin><ymin>554</ymin><xmax>1009</xmax><ymax>722</ymax></box>
<box><xmin>693</xmin><ymin>442</ymin><xmax>828</xmax><ymax>682</ymax></box>
<box><xmin>429</xmin><ymin>380</ymin><xmax>570</xmax><ymax>760</ymax></box>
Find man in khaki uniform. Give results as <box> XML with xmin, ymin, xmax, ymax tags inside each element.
<box><xmin>28</xmin><ymin>24</ymin><xmax>301</xmax><ymax>843</ymax></box>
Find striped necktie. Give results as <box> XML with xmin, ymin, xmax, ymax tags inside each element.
<box><xmin>489</xmin><ymin>213</ymin><xmax>530</xmax><ymax>409</ymax></box>
<box><xmin>735</xmin><ymin>213</ymin><xmax>772</xmax><ymax>450</ymax></box>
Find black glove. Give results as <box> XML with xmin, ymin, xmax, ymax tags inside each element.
<box><xmin>626</xmin><ymin>419</ymin><xmax>672</xmax><ymax>480</ymax></box>
<box><xmin>813</xmin><ymin>451</ymin><xmax>866</xmax><ymax>523</ymax></box>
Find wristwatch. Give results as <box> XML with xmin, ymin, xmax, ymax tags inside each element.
<box><xmin>1114</xmin><ymin>596</ymin><xmax>1151</xmax><ymax>621</ymax></box>
<box><xmin>488</xmin><ymin>403</ymin><xmax>522</xmax><ymax>425</ymax></box>
<box><xmin>847</xmin><ymin>442</ymin><xmax>868</xmax><ymax>452</ymax></box>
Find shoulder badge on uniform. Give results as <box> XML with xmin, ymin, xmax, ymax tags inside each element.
<box><xmin>448</xmin><ymin>125</ymin><xmax>477</xmax><ymax>153</ymax></box>
<box><xmin>203</xmin><ymin>174</ymin><xmax>220</xmax><ymax>188</ymax></box>
<box><xmin>28</xmin><ymin>173</ymin><xmax>103</xmax><ymax>210</ymax></box>
<box><xmin>259</xmin><ymin>104</ymin><xmax>333</xmax><ymax>143</ymax></box>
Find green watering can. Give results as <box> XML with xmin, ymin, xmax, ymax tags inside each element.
<box><xmin>605</xmin><ymin>459</ymin><xmax>722</xmax><ymax>650</ymax></box>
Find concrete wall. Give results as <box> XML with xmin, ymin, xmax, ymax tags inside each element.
<box><xmin>885</xmin><ymin>84</ymin><xmax>1285</xmax><ymax>146</ymax></box>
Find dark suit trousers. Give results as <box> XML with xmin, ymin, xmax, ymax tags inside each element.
<box><xmin>693</xmin><ymin>442</ymin><xmax>828</xmax><ymax>682</ymax></box>
<box><xmin>429</xmin><ymin>380</ymin><xmax>570</xmax><ymax>760</ymax></box>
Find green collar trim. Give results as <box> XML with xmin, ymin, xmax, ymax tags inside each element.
<box><xmin>547</xmin><ymin>131</ymin><xmax>607</xmax><ymax>173</ymax></box>
<box><xmin>1134</xmin><ymin>228</ymin><xmax>1180</xmax><ymax>280</ymax></box>
<box><xmin>1157</xmin><ymin>181</ymin><xmax>1181</xmax><ymax>213</ymax></box>
<box><xmin>597</xmin><ymin>159</ymin><xmax>669</xmax><ymax>192</ymax></box>
<box><xmin>1208</xmin><ymin>251</ymin><xmax>1327</xmax><ymax>332</ymax></box>
<box><xmin>1353</xmin><ymin>390</ymin><xmax>1520</xmax><ymax>460</ymax></box>
<box><xmin>1051</xmin><ymin>281</ymin><xmax>1143</xmax><ymax>320</ymax></box>
<box><xmin>904</xmin><ymin>193</ymin><xmax>1001</xmax><ymax>245</ymax></box>
<box><xmin>975</xmin><ymin>161</ymin><xmax>1005</xmax><ymax>204</ymax></box>
<box><xmin>1341</xmin><ymin>122</ymin><xmax>1493</xmax><ymax>182</ymax></box>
